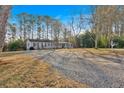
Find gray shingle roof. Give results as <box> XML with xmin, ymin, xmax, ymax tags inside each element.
<box><xmin>28</xmin><ymin>39</ymin><xmax>53</xmax><ymax>42</ymax></box>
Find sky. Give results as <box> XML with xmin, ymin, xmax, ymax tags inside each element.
<box><xmin>11</xmin><ymin>5</ymin><xmax>91</xmax><ymax>21</ymax></box>
<box><xmin>8</xmin><ymin>5</ymin><xmax>92</xmax><ymax>40</ymax></box>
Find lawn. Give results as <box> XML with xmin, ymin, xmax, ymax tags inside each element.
<box><xmin>0</xmin><ymin>53</ymin><xmax>88</xmax><ymax>88</ymax></box>
<box><xmin>0</xmin><ymin>48</ymin><xmax>124</xmax><ymax>88</ymax></box>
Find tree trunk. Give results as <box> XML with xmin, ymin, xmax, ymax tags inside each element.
<box><xmin>95</xmin><ymin>26</ymin><xmax>98</xmax><ymax>49</ymax></box>
<box><xmin>0</xmin><ymin>6</ymin><xmax>11</xmax><ymax>52</ymax></box>
<box><xmin>47</xmin><ymin>25</ymin><xmax>48</xmax><ymax>39</ymax></box>
<box><xmin>95</xmin><ymin>37</ymin><xmax>98</xmax><ymax>49</ymax></box>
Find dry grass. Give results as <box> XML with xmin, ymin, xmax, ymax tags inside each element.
<box><xmin>84</xmin><ymin>48</ymin><xmax>124</xmax><ymax>56</ymax></box>
<box><xmin>63</xmin><ymin>48</ymin><xmax>124</xmax><ymax>55</ymax></box>
<box><xmin>0</xmin><ymin>54</ymin><xmax>88</xmax><ymax>88</ymax></box>
<box><xmin>1</xmin><ymin>48</ymin><xmax>123</xmax><ymax>88</ymax></box>
<box><xmin>0</xmin><ymin>51</ymin><xmax>25</xmax><ymax>57</ymax></box>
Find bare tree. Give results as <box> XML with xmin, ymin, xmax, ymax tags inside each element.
<box><xmin>9</xmin><ymin>23</ymin><xmax>17</xmax><ymax>41</ymax></box>
<box><xmin>37</xmin><ymin>16</ymin><xmax>42</xmax><ymax>39</ymax></box>
<box><xmin>0</xmin><ymin>5</ymin><xmax>11</xmax><ymax>52</ymax></box>
<box><xmin>44</xmin><ymin>16</ymin><xmax>51</xmax><ymax>39</ymax></box>
<box><xmin>69</xmin><ymin>11</ymin><xmax>84</xmax><ymax>47</ymax></box>
<box><xmin>89</xmin><ymin>6</ymin><xmax>117</xmax><ymax>48</ymax></box>
<box><xmin>52</xmin><ymin>20</ymin><xmax>61</xmax><ymax>48</ymax></box>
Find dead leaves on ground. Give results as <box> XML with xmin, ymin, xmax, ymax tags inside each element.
<box><xmin>0</xmin><ymin>54</ymin><xmax>88</xmax><ymax>88</ymax></box>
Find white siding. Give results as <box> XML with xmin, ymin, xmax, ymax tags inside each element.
<box><xmin>26</xmin><ymin>39</ymin><xmax>73</xmax><ymax>50</ymax></box>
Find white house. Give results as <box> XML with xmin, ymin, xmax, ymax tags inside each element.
<box><xmin>26</xmin><ymin>39</ymin><xmax>73</xmax><ymax>50</ymax></box>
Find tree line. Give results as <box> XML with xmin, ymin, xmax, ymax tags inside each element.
<box><xmin>1</xmin><ymin>5</ymin><xmax>124</xmax><ymax>51</ymax></box>
<box><xmin>89</xmin><ymin>6</ymin><xmax>124</xmax><ymax>48</ymax></box>
<box><xmin>4</xmin><ymin>7</ymin><xmax>84</xmax><ymax>51</ymax></box>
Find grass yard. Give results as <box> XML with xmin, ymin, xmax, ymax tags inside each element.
<box><xmin>1</xmin><ymin>48</ymin><xmax>124</xmax><ymax>88</ymax></box>
<box><xmin>0</xmin><ymin>54</ymin><xmax>88</xmax><ymax>88</ymax></box>
<box><xmin>66</xmin><ymin>48</ymin><xmax>124</xmax><ymax>55</ymax></box>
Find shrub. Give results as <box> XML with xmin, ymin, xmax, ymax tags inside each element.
<box><xmin>98</xmin><ymin>36</ymin><xmax>108</xmax><ymax>48</ymax></box>
<box><xmin>113</xmin><ymin>36</ymin><xmax>124</xmax><ymax>48</ymax></box>
<box><xmin>8</xmin><ymin>39</ymin><xmax>26</xmax><ymax>51</ymax></box>
<box><xmin>79</xmin><ymin>32</ymin><xmax>95</xmax><ymax>48</ymax></box>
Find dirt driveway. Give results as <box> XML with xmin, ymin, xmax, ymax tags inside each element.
<box><xmin>28</xmin><ymin>49</ymin><xmax>124</xmax><ymax>88</ymax></box>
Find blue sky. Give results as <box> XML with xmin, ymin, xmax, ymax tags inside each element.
<box><xmin>11</xmin><ymin>5</ymin><xmax>91</xmax><ymax>21</ymax></box>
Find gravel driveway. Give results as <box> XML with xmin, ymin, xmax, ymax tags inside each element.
<box><xmin>28</xmin><ymin>49</ymin><xmax>124</xmax><ymax>88</ymax></box>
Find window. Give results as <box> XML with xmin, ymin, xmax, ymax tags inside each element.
<box><xmin>41</xmin><ymin>43</ymin><xmax>43</xmax><ymax>47</ymax></box>
<box><xmin>44</xmin><ymin>42</ymin><xmax>46</xmax><ymax>47</ymax></box>
<box><xmin>33</xmin><ymin>42</ymin><xmax>36</xmax><ymax>46</ymax></box>
<box><xmin>37</xmin><ymin>42</ymin><xmax>39</xmax><ymax>49</ymax></box>
<box><xmin>50</xmin><ymin>42</ymin><xmax>52</xmax><ymax>47</ymax></box>
<box><xmin>42</xmin><ymin>42</ymin><xmax>44</xmax><ymax>47</ymax></box>
<box><xmin>48</xmin><ymin>42</ymin><xmax>50</xmax><ymax>46</ymax></box>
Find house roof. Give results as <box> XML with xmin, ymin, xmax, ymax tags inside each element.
<box><xmin>28</xmin><ymin>39</ymin><xmax>53</xmax><ymax>42</ymax></box>
<box><xmin>59</xmin><ymin>42</ymin><xmax>72</xmax><ymax>44</ymax></box>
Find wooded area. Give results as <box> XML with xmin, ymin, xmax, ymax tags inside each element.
<box><xmin>1</xmin><ymin>5</ymin><xmax>124</xmax><ymax>51</ymax></box>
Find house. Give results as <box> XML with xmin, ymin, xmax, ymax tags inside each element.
<box><xmin>26</xmin><ymin>39</ymin><xmax>73</xmax><ymax>50</ymax></box>
<box><xmin>59</xmin><ymin>42</ymin><xmax>73</xmax><ymax>48</ymax></box>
